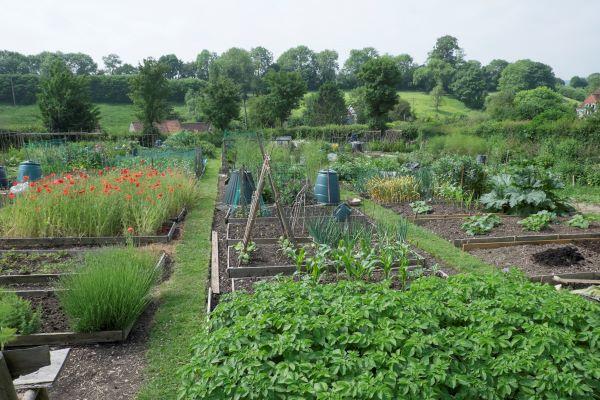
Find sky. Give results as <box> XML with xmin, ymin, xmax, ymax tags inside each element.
<box><xmin>2</xmin><ymin>0</ymin><xmax>598</xmax><ymax>80</ymax></box>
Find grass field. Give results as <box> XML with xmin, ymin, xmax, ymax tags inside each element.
<box><xmin>0</xmin><ymin>103</ymin><xmax>188</xmax><ymax>136</ymax></box>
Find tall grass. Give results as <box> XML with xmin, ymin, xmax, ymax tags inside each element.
<box><xmin>58</xmin><ymin>247</ymin><xmax>160</xmax><ymax>332</ymax></box>
<box><xmin>366</xmin><ymin>176</ymin><xmax>421</xmax><ymax>203</ymax></box>
<box><xmin>307</xmin><ymin>216</ymin><xmax>373</xmax><ymax>247</ymax></box>
<box><xmin>0</xmin><ymin>166</ymin><xmax>198</xmax><ymax>237</ymax></box>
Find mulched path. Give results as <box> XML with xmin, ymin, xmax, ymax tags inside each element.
<box><xmin>417</xmin><ymin>216</ymin><xmax>600</xmax><ymax>241</ymax></box>
<box><xmin>469</xmin><ymin>240</ymin><xmax>600</xmax><ymax>276</ymax></box>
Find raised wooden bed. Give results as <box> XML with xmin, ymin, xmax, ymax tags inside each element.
<box><xmin>454</xmin><ymin>232</ymin><xmax>600</xmax><ymax>250</ymax></box>
<box><xmin>6</xmin><ymin>252</ymin><xmax>168</xmax><ymax>348</ymax></box>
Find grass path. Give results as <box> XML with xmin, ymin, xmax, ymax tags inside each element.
<box><xmin>137</xmin><ymin>158</ymin><xmax>219</xmax><ymax>400</ymax></box>
<box><xmin>344</xmin><ymin>190</ymin><xmax>495</xmax><ymax>274</ymax></box>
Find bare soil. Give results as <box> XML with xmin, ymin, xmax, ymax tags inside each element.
<box><xmin>386</xmin><ymin>201</ymin><xmax>482</xmax><ymax>218</ymax></box>
<box><xmin>469</xmin><ymin>241</ymin><xmax>600</xmax><ymax>276</ymax></box>
<box><xmin>0</xmin><ymin>250</ymin><xmax>78</xmax><ymax>275</ymax></box>
<box><xmin>28</xmin><ymin>293</ymin><xmax>70</xmax><ymax>332</ymax></box>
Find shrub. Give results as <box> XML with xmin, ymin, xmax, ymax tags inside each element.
<box><xmin>58</xmin><ymin>247</ymin><xmax>160</xmax><ymax>332</ymax></box>
<box><xmin>518</xmin><ymin>210</ymin><xmax>556</xmax><ymax>231</ymax></box>
<box><xmin>163</xmin><ymin>131</ymin><xmax>217</xmax><ymax>158</ymax></box>
<box><xmin>461</xmin><ymin>213</ymin><xmax>501</xmax><ymax>235</ymax></box>
<box><xmin>431</xmin><ymin>155</ymin><xmax>487</xmax><ymax>195</ymax></box>
<box><xmin>513</xmin><ymin>87</ymin><xmax>570</xmax><ymax>120</ymax></box>
<box><xmin>366</xmin><ymin>176</ymin><xmax>420</xmax><ymax>203</ymax></box>
<box><xmin>179</xmin><ymin>272</ymin><xmax>600</xmax><ymax>399</ymax></box>
<box><xmin>480</xmin><ymin>165</ymin><xmax>572</xmax><ymax>215</ymax></box>
<box><xmin>426</xmin><ymin>133</ymin><xmax>489</xmax><ymax>157</ymax></box>
<box><xmin>0</xmin><ymin>290</ymin><xmax>41</xmax><ymax>334</ymax></box>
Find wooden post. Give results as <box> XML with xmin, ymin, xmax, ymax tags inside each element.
<box><xmin>240</xmin><ymin>159</ymin><xmax>269</xmax><ymax>254</ymax></box>
<box><xmin>0</xmin><ymin>353</ymin><xmax>18</xmax><ymax>400</ymax></box>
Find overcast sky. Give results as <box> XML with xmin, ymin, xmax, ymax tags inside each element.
<box><xmin>2</xmin><ymin>0</ymin><xmax>598</xmax><ymax>79</ymax></box>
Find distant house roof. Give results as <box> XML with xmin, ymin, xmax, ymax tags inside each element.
<box><xmin>580</xmin><ymin>89</ymin><xmax>600</xmax><ymax>107</ymax></box>
<box><xmin>129</xmin><ymin>120</ymin><xmax>210</xmax><ymax>134</ymax></box>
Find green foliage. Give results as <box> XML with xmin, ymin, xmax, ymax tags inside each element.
<box><xmin>58</xmin><ymin>247</ymin><xmax>160</xmax><ymax>332</ymax></box>
<box><xmin>409</xmin><ymin>200</ymin><xmax>432</xmax><ymax>214</ymax></box>
<box><xmin>461</xmin><ymin>213</ymin><xmax>501</xmax><ymax>235</ymax></box>
<box><xmin>430</xmin><ymin>83</ymin><xmax>445</xmax><ymax>111</ymax></box>
<box><xmin>357</xmin><ymin>56</ymin><xmax>401</xmax><ymax>131</ymax></box>
<box><xmin>233</xmin><ymin>241</ymin><xmax>256</xmax><ymax>265</ymax></box>
<box><xmin>431</xmin><ymin>155</ymin><xmax>486</xmax><ymax>195</ymax></box>
<box><xmin>276</xmin><ymin>45</ymin><xmax>318</xmax><ymax>90</ymax></box>
<box><xmin>0</xmin><ymin>290</ymin><xmax>41</xmax><ymax>335</ymax></box>
<box><xmin>210</xmin><ymin>48</ymin><xmax>253</xmax><ymax>94</ymax></box>
<box><xmin>162</xmin><ymin>131</ymin><xmax>217</xmax><ymax>158</ymax></box>
<box><xmin>566</xmin><ymin>214</ymin><xmax>591</xmax><ymax>229</ymax></box>
<box><xmin>513</xmin><ymin>86</ymin><xmax>569</xmax><ymax>119</ymax></box>
<box><xmin>0</xmin><ymin>326</ymin><xmax>16</xmax><ymax>350</ymax></box>
<box><xmin>262</xmin><ymin>71</ymin><xmax>307</xmax><ymax>126</ymax></box>
<box><xmin>449</xmin><ymin>60</ymin><xmax>487</xmax><ymax>109</ymax></box>
<box><xmin>518</xmin><ymin>210</ymin><xmax>556</xmax><ymax>231</ymax></box>
<box><xmin>198</xmin><ymin>76</ymin><xmax>241</xmax><ymax>130</ymax></box>
<box><xmin>38</xmin><ymin>59</ymin><xmax>99</xmax><ymax>132</ymax></box>
<box><xmin>303</xmin><ymin>82</ymin><xmax>346</xmax><ymax>126</ymax></box>
<box><xmin>498</xmin><ymin>59</ymin><xmax>556</xmax><ymax>92</ymax></box>
<box><xmin>426</xmin><ymin>132</ymin><xmax>489</xmax><ymax>157</ymax></box>
<box><xmin>387</xmin><ymin>96</ymin><xmax>413</xmax><ymax>121</ymax></box>
<box><xmin>481</xmin><ymin>165</ymin><xmax>572</xmax><ymax>215</ymax></box>
<box><xmin>558</xmin><ymin>85</ymin><xmax>587</xmax><ymax>101</ymax></box>
<box><xmin>129</xmin><ymin>58</ymin><xmax>172</xmax><ymax>135</ymax></box>
<box><xmin>483</xmin><ymin>59</ymin><xmax>509</xmax><ymax>91</ymax></box>
<box><xmin>307</xmin><ymin>217</ymin><xmax>372</xmax><ymax>248</ymax></box>
<box><xmin>179</xmin><ymin>272</ymin><xmax>600</xmax><ymax>400</ymax></box>
<box><xmin>338</xmin><ymin>47</ymin><xmax>379</xmax><ymax>90</ymax></box>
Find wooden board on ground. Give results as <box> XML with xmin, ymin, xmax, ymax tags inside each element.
<box><xmin>13</xmin><ymin>348</ymin><xmax>70</xmax><ymax>390</ymax></box>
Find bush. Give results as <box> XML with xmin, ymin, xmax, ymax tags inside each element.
<box><xmin>461</xmin><ymin>213</ymin><xmax>501</xmax><ymax>235</ymax></box>
<box><xmin>179</xmin><ymin>272</ymin><xmax>600</xmax><ymax>399</ymax></box>
<box><xmin>58</xmin><ymin>247</ymin><xmax>160</xmax><ymax>332</ymax></box>
<box><xmin>366</xmin><ymin>176</ymin><xmax>420</xmax><ymax>203</ymax></box>
<box><xmin>480</xmin><ymin>165</ymin><xmax>572</xmax><ymax>215</ymax></box>
<box><xmin>513</xmin><ymin>87</ymin><xmax>570</xmax><ymax>120</ymax></box>
<box><xmin>431</xmin><ymin>155</ymin><xmax>487</xmax><ymax>196</ymax></box>
<box><xmin>0</xmin><ymin>290</ymin><xmax>41</xmax><ymax>334</ymax></box>
<box><xmin>426</xmin><ymin>133</ymin><xmax>489</xmax><ymax>157</ymax></box>
<box><xmin>518</xmin><ymin>210</ymin><xmax>556</xmax><ymax>231</ymax></box>
<box><xmin>163</xmin><ymin>131</ymin><xmax>218</xmax><ymax>158</ymax></box>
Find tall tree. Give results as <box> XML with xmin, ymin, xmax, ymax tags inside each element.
<box><xmin>114</xmin><ymin>63</ymin><xmax>137</xmax><ymax>75</ymax></box>
<box><xmin>395</xmin><ymin>54</ymin><xmax>416</xmax><ymax>90</ymax></box>
<box><xmin>211</xmin><ymin>48</ymin><xmax>254</xmax><ymax>94</ymax></box>
<box><xmin>315</xmin><ymin>50</ymin><xmax>339</xmax><ymax>85</ymax></box>
<box><xmin>450</xmin><ymin>60</ymin><xmax>487</xmax><ymax>109</ymax></box>
<box><xmin>0</xmin><ymin>50</ymin><xmax>31</xmax><ymax>74</ymax></box>
<box><xmin>263</xmin><ymin>70</ymin><xmax>307</xmax><ymax>125</ymax></box>
<box><xmin>37</xmin><ymin>59</ymin><xmax>99</xmax><ymax>132</ymax></box>
<box><xmin>427</xmin><ymin>35</ymin><xmax>464</xmax><ymax>67</ymax></box>
<box><xmin>277</xmin><ymin>45</ymin><xmax>318</xmax><ymax>90</ymax></box>
<box><xmin>303</xmin><ymin>82</ymin><xmax>346</xmax><ymax>125</ymax></box>
<box><xmin>196</xmin><ymin>50</ymin><xmax>217</xmax><ymax>80</ymax></box>
<box><xmin>498</xmin><ymin>59</ymin><xmax>556</xmax><ymax>92</ymax></box>
<box><xmin>357</xmin><ymin>55</ymin><xmax>400</xmax><ymax>131</ymax></box>
<box><xmin>513</xmin><ymin>87</ymin><xmax>568</xmax><ymax>119</ymax></box>
<box><xmin>339</xmin><ymin>47</ymin><xmax>379</xmax><ymax>89</ymax></box>
<box><xmin>250</xmin><ymin>46</ymin><xmax>273</xmax><ymax>95</ymax></box>
<box><xmin>412</xmin><ymin>66</ymin><xmax>435</xmax><ymax>91</ymax></box>
<box><xmin>587</xmin><ymin>73</ymin><xmax>600</xmax><ymax>92</ymax></box>
<box><xmin>158</xmin><ymin>54</ymin><xmax>184</xmax><ymax>79</ymax></box>
<box><xmin>569</xmin><ymin>76</ymin><xmax>587</xmax><ymax>88</ymax></box>
<box><xmin>129</xmin><ymin>58</ymin><xmax>172</xmax><ymax>139</ymax></box>
<box><xmin>483</xmin><ymin>59</ymin><xmax>509</xmax><ymax>91</ymax></box>
<box><xmin>199</xmin><ymin>76</ymin><xmax>241</xmax><ymax>130</ymax></box>
<box><xmin>102</xmin><ymin>54</ymin><xmax>122</xmax><ymax>74</ymax></box>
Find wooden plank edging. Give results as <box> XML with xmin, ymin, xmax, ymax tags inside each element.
<box><xmin>211</xmin><ymin>231</ymin><xmax>220</xmax><ymax>294</ymax></box>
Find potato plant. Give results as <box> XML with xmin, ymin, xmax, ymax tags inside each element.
<box><xmin>461</xmin><ymin>213</ymin><xmax>501</xmax><ymax>235</ymax></box>
<box><xmin>179</xmin><ymin>272</ymin><xmax>600</xmax><ymax>399</ymax></box>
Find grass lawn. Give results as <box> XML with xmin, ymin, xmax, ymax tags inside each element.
<box><xmin>560</xmin><ymin>185</ymin><xmax>600</xmax><ymax>205</ymax></box>
<box><xmin>137</xmin><ymin>159</ymin><xmax>219</xmax><ymax>400</ymax></box>
<box><xmin>0</xmin><ymin>103</ymin><xmax>188</xmax><ymax>137</ymax></box>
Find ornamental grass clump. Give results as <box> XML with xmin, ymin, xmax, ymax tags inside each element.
<box><xmin>179</xmin><ymin>272</ymin><xmax>600</xmax><ymax>400</ymax></box>
<box><xmin>0</xmin><ymin>166</ymin><xmax>198</xmax><ymax>238</ymax></box>
<box><xmin>366</xmin><ymin>175</ymin><xmax>420</xmax><ymax>203</ymax></box>
<box><xmin>58</xmin><ymin>247</ymin><xmax>160</xmax><ymax>332</ymax></box>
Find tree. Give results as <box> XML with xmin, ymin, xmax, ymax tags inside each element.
<box><xmin>428</xmin><ymin>58</ymin><xmax>455</xmax><ymax>89</ymax></box>
<box><xmin>247</xmin><ymin>95</ymin><xmax>278</xmax><ymax>128</ymax></box>
<box><xmin>338</xmin><ymin>47</ymin><xmax>379</xmax><ymax>89</ymax></box>
<box><xmin>158</xmin><ymin>54</ymin><xmax>184</xmax><ymax>79</ymax></box>
<box><xmin>199</xmin><ymin>76</ymin><xmax>241</xmax><ymax>130</ymax></box>
<box><xmin>357</xmin><ymin>56</ymin><xmax>400</xmax><ymax>131</ymax></box>
<box><xmin>483</xmin><ymin>59</ymin><xmax>509</xmax><ymax>91</ymax></box>
<box><xmin>37</xmin><ymin>59</ymin><xmax>99</xmax><ymax>132</ymax></box>
<box><xmin>277</xmin><ymin>46</ymin><xmax>318</xmax><ymax>90</ymax></box>
<box><xmin>211</xmin><ymin>48</ymin><xmax>254</xmax><ymax>94</ymax></box>
<box><xmin>303</xmin><ymin>82</ymin><xmax>346</xmax><ymax>125</ymax></box>
<box><xmin>102</xmin><ymin>54</ymin><xmax>122</xmax><ymax>74</ymax></box>
<box><xmin>315</xmin><ymin>50</ymin><xmax>339</xmax><ymax>85</ymax></box>
<box><xmin>498</xmin><ymin>59</ymin><xmax>556</xmax><ymax>92</ymax></box>
<box><xmin>430</xmin><ymin>84</ymin><xmax>445</xmax><ymax>112</ymax></box>
<box><xmin>129</xmin><ymin>58</ymin><xmax>172</xmax><ymax>139</ymax></box>
<box><xmin>412</xmin><ymin>66</ymin><xmax>435</xmax><ymax>91</ymax></box>
<box><xmin>180</xmin><ymin>62</ymin><xmax>198</xmax><ymax>78</ymax></box>
<box><xmin>450</xmin><ymin>60</ymin><xmax>487</xmax><ymax>109</ymax></box>
<box><xmin>513</xmin><ymin>86</ymin><xmax>568</xmax><ymax>119</ymax></box>
<box><xmin>263</xmin><ymin>70</ymin><xmax>306</xmax><ymax>125</ymax></box>
<box><xmin>427</xmin><ymin>35</ymin><xmax>464</xmax><ymax>67</ymax></box>
<box><xmin>395</xmin><ymin>54</ymin><xmax>416</xmax><ymax>90</ymax></box>
<box><xmin>196</xmin><ymin>50</ymin><xmax>217</xmax><ymax>80</ymax></box>
<box><xmin>484</xmin><ymin>90</ymin><xmax>516</xmax><ymax>120</ymax></box>
<box><xmin>587</xmin><ymin>73</ymin><xmax>600</xmax><ymax>92</ymax></box>
<box><xmin>114</xmin><ymin>63</ymin><xmax>137</xmax><ymax>75</ymax></box>
<box><xmin>0</xmin><ymin>50</ymin><xmax>31</xmax><ymax>74</ymax></box>
<box><xmin>569</xmin><ymin>76</ymin><xmax>587</xmax><ymax>88</ymax></box>
<box><xmin>388</xmin><ymin>97</ymin><xmax>413</xmax><ymax>121</ymax></box>
<box><xmin>250</xmin><ymin>46</ymin><xmax>273</xmax><ymax>94</ymax></box>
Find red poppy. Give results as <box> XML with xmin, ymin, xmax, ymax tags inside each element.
<box><xmin>127</xmin><ymin>227</ymin><xmax>134</xmax><ymax>233</ymax></box>
<box><xmin>8</xmin><ymin>193</ymin><xmax>15</xmax><ymax>199</ymax></box>
<box><xmin>23</xmin><ymin>175</ymin><xmax>29</xmax><ymax>182</ymax></box>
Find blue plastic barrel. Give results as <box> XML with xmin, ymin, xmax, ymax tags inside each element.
<box><xmin>314</xmin><ymin>169</ymin><xmax>340</xmax><ymax>205</ymax></box>
<box><xmin>17</xmin><ymin>161</ymin><xmax>42</xmax><ymax>182</ymax></box>
<box><xmin>0</xmin><ymin>166</ymin><xmax>9</xmax><ymax>189</ymax></box>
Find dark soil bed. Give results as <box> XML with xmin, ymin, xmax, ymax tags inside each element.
<box><xmin>0</xmin><ymin>250</ymin><xmax>79</xmax><ymax>275</ymax></box>
<box><xmin>469</xmin><ymin>240</ymin><xmax>600</xmax><ymax>276</ymax></box>
<box><xmin>386</xmin><ymin>201</ymin><xmax>482</xmax><ymax>218</ymax></box>
<box><xmin>28</xmin><ymin>293</ymin><xmax>70</xmax><ymax>332</ymax></box>
<box><xmin>417</xmin><ymin>216</ymin><xmax>600</xmax><ymax>241</ymax></box>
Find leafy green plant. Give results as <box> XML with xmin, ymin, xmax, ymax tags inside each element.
<box><xmin>480</xmin><ymin>165</ymin><xmax>572</xmax><ymax>216</ymax></box>
<box><xmin>409</xmin><ymin>200</ymin><xmax>432</xmax><ymax>215</ymax></box>
<box><xmin>461</xmin><ymin>213</ymin><xmax>501</xmax><ymax>235</ymax></box>
<box><xmin>277</xmin><ymin>236</ymin><xmax>296</xmax><ymax>259</ymax></box>
<box><xmin>431</xmin><ymin>155</ymin><xmax>486</xmax><ymax>196</ymax></box>
<box><xmin>566</xmin><ymin>214</ymin><xmax>591</xmax><ymax>229</ymax></box>
<box><xmin>179</xmin><ymin>272</ymin><xmax>600</xmax><ymax>399</ymax></box>
<box><xmin>233</xmin><ymin>241</ymin><xmax>256</xmax><ymax>265</ymax></box>
<box><xmin>0</xmin><ymin>327</ymin><xmax>16</xmax><ymax>350</ymax></box>
<box><xmin>307</xmin><ymin>217</ymin><xmax>371</xmax><ymax>248</ymax></box>
<box><xmin>0</xmin><ymin>291</ymin><xmax>41</xmax><ymax>335</ymax></box>
<box><xmin>518</xmin><ymin>210</ymin><xmax>556</xmax><ymax>231</ymax></box>
<box><xmin>58</xmin><ymin>247</ymin><xmax>160</xmax><ymax>332</ymax></box>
